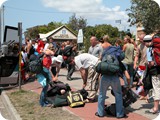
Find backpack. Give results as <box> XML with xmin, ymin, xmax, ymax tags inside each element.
<box><xmin>28</xmin><ymin>54</ymin><xmax>44</xmax><ymax>74</ymax></box>
<box><xmin>63</xmin><ymin>46</ymin><xmax>73</xmax><ymax>57</ymax></box>
<box><xmin>95</xmin><ymin>55</ymin><xmax>120</xmax><ymax>75</ymax></box>
<box><xmin>96</xmin><ymin>46</ymin><xmax>124</xmax><ymax>75</ymax></box>
<box><xmin>102</xmin><ymin>46</ymin><xmax>125</xmax><ymax>61</ymax></box>
<box><xmin>47</xmin><ymin>81</ymin><xmax>71</xmax><ymax>97</ymax></box>
<box><xmin>52</xmin><ymin>93</ymin><xmax>69</xmax><ymax>107</ymax></box>
<box><xmin>67</xmin><ymin>91</ymin><xmax>85</xmax><ymax>108</ymax></box>
<box><xmin>152</xmin><ymin>37</ymin><xmax>160</xmax><ymax>66</ymax></box>
<box><xmin>54</xmin><ymin>46</ymin><xmax>62</xmax><ymax>57</ymax></box>
<box><xmin>45</xmin><ymin>81</ymin><xmax>71</xmax><ymax>107</ymax></box>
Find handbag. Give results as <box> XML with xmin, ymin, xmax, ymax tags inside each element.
<box><xmin>67</xmin><ymin>91</ymin><xmax>85</xmax><ymax>108</ymax></box>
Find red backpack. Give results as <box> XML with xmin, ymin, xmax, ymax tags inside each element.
<box><xmin>152</xmin><ymin>37</ymin><xmax>160</xmax><ymax>66</ymax></box>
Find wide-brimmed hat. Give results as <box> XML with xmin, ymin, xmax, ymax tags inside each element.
<box><xmin>55</xmin><ymin>55</ymin><xmax>63</xmax><ymax>63</ymax></box>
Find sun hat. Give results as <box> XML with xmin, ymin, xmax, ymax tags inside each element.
<box><xmin>55</xmin><ymin>55</ymin><xmax>63</xmax><ymax>63</ymax></box>
<box><xmin>143</xmin><ymin>35</ymin><xmax>152</xmax><ymax>42</ymax></box>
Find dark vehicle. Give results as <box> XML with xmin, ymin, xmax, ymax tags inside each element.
<box><xmin>0</xmin><ymin>26</ymin><xmax>19</xmax><ymax>86</ymax></box>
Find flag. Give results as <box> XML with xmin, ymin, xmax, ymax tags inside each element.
<box><xmin>115</xmin><ymin>20</ymin><xmax>121</xmax><ymax>24</ymax></box>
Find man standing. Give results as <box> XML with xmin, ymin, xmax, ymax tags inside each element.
<box><xmin>88</xmin><ymin>36</ymin><xmax>103</xmax><ymax>59</ymax></box>
<box><xmin>95</xmin><ymin>35</ymin><xmax>125</xmax><ymax>118</ymax></box>
<box><xmin>134</xmin><ymin>31</ymin><xmax>147</xmax><ymax>69</ymax></box>
<box><xmin>63</xmin><ymin>40</ymin><xmax>75</xmax><ymax>81</ymax></box>
<box><xmin>134</xmin><ymin>31</ymin><xmax>148</xmax><ymax>100</ymax></box>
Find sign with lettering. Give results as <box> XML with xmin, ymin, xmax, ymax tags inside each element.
<box><xmin>77</xmin><ymin>29</ymin><xmax>83</xmax><ymax>43</ymax></box>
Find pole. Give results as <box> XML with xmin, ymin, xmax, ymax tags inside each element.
<box><xmin>18</xmin><ymin>22</ymin><xmax>22</xmax><ymax>90</ymax></box>
<box><xmin>0</xmin><ymin>0</ymin><xmax>7</xmax><ymax>45</ymax></box>
<box><xmin>0</xmin><ymin>7</ymin><xmax>2</xmax><ymax>46</ymax></box>
<box><xmin>2</xmin><ymin>5</ymin><xmax>4</xmax><ymax>42</ymax></box>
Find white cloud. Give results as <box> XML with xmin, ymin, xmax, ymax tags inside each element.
<box><xmin>41</xmin><ymin>0</ymin><xmax>129</xmax><ymax>26</ymax></box>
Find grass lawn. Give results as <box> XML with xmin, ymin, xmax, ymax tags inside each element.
<box><xmin>7</xmin><ymin>90</ymin><xmax>80</xmax><ymax>120</ymax></box>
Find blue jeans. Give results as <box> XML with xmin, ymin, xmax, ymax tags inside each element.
<box><xmin>39</xmin><ymin>84</ymin><xmax>49</xmax><ymax>107</ymax></box>
<box><xmin>37</xmin><ymin>67</ymin><xmax>51</xmax><ymax>107</ymax></box>
<box><xmin>97</xmin><ymin>74</ymin><xmax>124</xmax><ymax>118</ymax></box>
<box><xmin>123</xmin><ymin>63</ymin><xmax>134</xmax><ymax>87</ymax></box>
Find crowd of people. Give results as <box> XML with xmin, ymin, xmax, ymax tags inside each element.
<box><xmin>20</xmin><ymin>30</ymin><xmax>160</xmax><ymax>119</ymax></box>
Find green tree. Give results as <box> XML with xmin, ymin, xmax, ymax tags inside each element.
<box><xmin>67</xmin><ymin>13</ymin><xmax>78</xmax><ymax>32</ymax></box>
<box><xmin>83</xmin><ymin>24</ymin><xmax>120</xmax><ymax>52</ymax></box>
<box><xmin>78</xmin><ymin>16</ymin><xmax>87</xmax><ymax>30</ymax></box>
<box><xmin>24</xmin><ymin>21</ymin><xmax>63</xmax><ymax>39</ymax></box>
<box><xmin>24</xmin><ymin>26</ymin><xmax>40</xmax><ymax>39</ymax></box>
<box><xmin>127</xmin><ymin>0</ymin><xmax>160</xmax><ymax>34</ymax></box>
<box><xmin>67</xmin><ymin>13</ymin><xmax>87</xmax><ymax>33</ymax></box>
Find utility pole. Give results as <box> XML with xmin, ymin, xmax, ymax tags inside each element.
<box><xmin>115</xmin><ymin>20</ymin><xmax>122</xmax><ymax>39</ymax></box>
<box><xmin>0</xmin><ymin>0</ymin><xmax>7</xmax><ymax>45</ymax></box>
<box><xmin>18</xmin><ymin>22</ymin><xmax>22</xmax><ymax>90</ymax></box>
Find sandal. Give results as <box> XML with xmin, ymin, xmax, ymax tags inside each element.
<box><xmin>145</xmin><ymin>109</ymin><xmax>159</xmax><ymax>114</ymax></box>
<box><xmin>95</xmin><ymin>112</ymin><xmax>104</xmax><ymax>117</ymax></box>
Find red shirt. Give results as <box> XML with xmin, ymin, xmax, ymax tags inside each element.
<box><xmin>42</xmin><ymin>55</ymin><xmax>52</xmax><ymax>69</ymax></box>
<box><xmin>36</xmin><ymin>40</ymin><xmax>44</xmax><ymax>53</ymax></box>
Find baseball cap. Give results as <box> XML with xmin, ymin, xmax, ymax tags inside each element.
<box><xmin>143</xmin><ymin>35</ymin><xmax>152</xmax><ymax>42</ymax></box>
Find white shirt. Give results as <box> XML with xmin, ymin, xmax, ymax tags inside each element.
<box><xmin>43</xmin><ymin>43</ymin><xmax>50</xmax><ymax>51</ymax></box>
<box><xmin>74</xmin><ymin>53</ymin><xmax>99</xmax><ymax>70</ymax></box>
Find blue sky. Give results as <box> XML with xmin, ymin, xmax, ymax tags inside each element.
<box><xmin>3</xmin><ymin>0</ymin><xmax>135</xmax><ymax>34</ymax></box>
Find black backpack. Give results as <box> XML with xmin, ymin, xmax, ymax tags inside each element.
<box><xmin>63</xmin><ymin>46</ymin><xmax>73</xmax><ymax>57</ymax></box>
<box><xmin>96</xmin><ymin>46</ymin><xmax>124</xmax><ymax>75</ymax></box>
<box><xmin>46</xmin><ymin>81</ymin><xmax>71</xmax><ymax>107</ymax></box>
<box><xmin>47</xmin><ymin>81</ymin><xmax>71</xmax><ymax>97</ymax></box>
<box><xmin>28</xmin><ymin>53</ymin><xmax>44</xmax><ymax>74</ymax></box>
